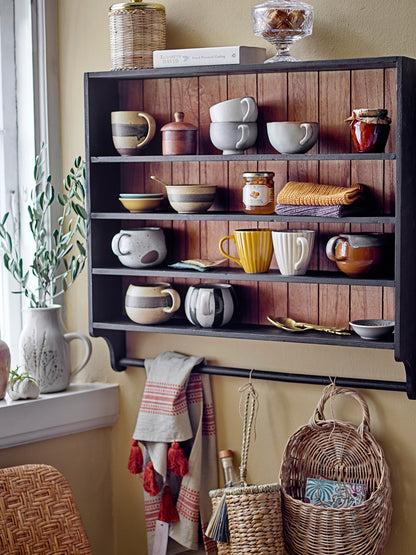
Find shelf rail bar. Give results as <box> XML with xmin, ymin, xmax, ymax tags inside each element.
<box><xmin>118</xmin><ymin>357</ymin><xmax>407</xmax><ymax>392</ymax></box>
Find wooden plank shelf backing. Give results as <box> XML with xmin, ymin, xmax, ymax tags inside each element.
<box><xmin>84</xmin><ymin>56</ymin><xmax>416</xmax><ymax>398</ymax></box>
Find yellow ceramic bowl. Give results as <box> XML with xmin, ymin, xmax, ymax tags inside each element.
<box><xmin>119</xmin><ymin>196</ymin><xmax>164</xmax><ymax>213</ymax></box>
<box><xmin>165</xmin><ymin>184</ymin><xmax>216</xmax><ymax>213</ymax></box>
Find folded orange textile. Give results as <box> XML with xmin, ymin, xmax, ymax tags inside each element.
<box><xmin>276</xmin><ymin>181</ymin><xmax>365</xmax><ymax>206</ymax></box>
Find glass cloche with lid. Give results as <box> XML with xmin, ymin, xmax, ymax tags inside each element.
<box><xmin>252</xmin><ymin>0</ymin><xmax>314</xmax><ymax>63</ymax></box>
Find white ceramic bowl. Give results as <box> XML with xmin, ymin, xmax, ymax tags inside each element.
<box><xmin>349</xmin><ymin>319</ymin><xmax>394</xmax><ymax>341</ymax></box>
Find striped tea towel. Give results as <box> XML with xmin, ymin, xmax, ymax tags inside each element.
<box><xmin>131</xmin><ymin>351</ymin><xmax>218</xmax><ymax>554</ymax></box>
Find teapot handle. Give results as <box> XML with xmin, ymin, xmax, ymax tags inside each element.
<box><xmin>64</xmin><ymin>332</ymin><xmax>92</xmax><ymax>378</ymax></box>
<box><xmin>326</xmin><ymin>235</ymin><xmax>341</xmax><ymax>261</ymax></box>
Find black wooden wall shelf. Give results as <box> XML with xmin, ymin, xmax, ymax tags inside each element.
<box><xmin>84</xmin><ymin>56</ymin><xmax>416</xmax><ymax>399</ymax></box>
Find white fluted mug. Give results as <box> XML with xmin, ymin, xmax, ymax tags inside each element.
<box><xmin>272</xmin><ymin>230</ymin><xmax>315</xmax><ymax>276</ymax></box>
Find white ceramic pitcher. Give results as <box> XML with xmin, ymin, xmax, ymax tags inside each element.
<box><xmin>18</xmin><ymin>305</ymin><xmax>92</xmax><ymax>393</ymax></box>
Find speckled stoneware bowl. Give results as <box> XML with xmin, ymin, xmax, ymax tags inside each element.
<box><xmin>165</xmin><ymin>184</ymin><xmax>216</xmax><ymax>213</ymax></box>
<box><xmin>349</xmin><ymin>319</ymin><xmax>395</xmax><ymax>340</ymax></box>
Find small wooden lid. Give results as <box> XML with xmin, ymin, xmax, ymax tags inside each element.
<box><xmin>161</xmin><ymin>112</ymin><xmax>197</xmax><ymax>132</ymax></box>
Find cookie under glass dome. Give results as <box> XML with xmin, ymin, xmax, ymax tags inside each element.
<box><xmin>252</xmin><ymin>0</ymin><xmax>314</xmax><ymax>63</ymax></box>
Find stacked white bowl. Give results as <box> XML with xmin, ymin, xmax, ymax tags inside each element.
<box><xmin>209</xmin><ymin>96</ymin><xmax>258</xmax><ymax>155</ymax></box>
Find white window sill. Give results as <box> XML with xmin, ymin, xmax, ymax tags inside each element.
<box><xmin>0</xmin><ymin>383</ymin><xmax>119</xmax><ymax>449</ymax></box>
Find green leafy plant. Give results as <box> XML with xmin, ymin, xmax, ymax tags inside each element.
<box><xmin>7</xmin><ymin>363</ymin><xmax>38</xmax><ymax>391</ymax></box>
<box><xmin>0</xmin><ymin>144</ymin><xmax>87</xmax><ymax>308</ymax></box>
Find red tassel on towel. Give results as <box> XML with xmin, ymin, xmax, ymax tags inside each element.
<box><xmin>158</xmin><ymin>486</ymin><xmax>179</xmax><ymax>523</ymax></box>
<box><xmin>167</xmin><ymin>441</ymin><xmax>189</xmax><ymax>476</ymax></box>
<box><xmin>143</xmin><ymin>461</ymin><xmax>160</xmax><ymax>496</ymax></box>
<box><xmin>127</xmin><ymin>439</ymin><xmax>143</xmax><ymax>474</ymax></box>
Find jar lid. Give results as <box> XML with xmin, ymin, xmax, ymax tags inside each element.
<box><xmin>110</xmin><ymin>0</ymin><xmax>165</xmax><ymax>12</ymax></box>
<box><xmin>219</xmin><ymin>449</ymin><xmax>234</xmax><ymax>459</ymax></box>
<box><xmin>161</xmin><ymin>112</ymin><xmax>197</xmax><ymax>132</ymax></box>
<box><xmin>243</xmin><ymin>172</ymin><xmax>275</xmax><ymax>177</ymax></box>
<box><xmin>253</xmin><ymin>0</ymin><xmax>313</xmax><ymax>11</ymax></box>
<box><xmin>344</xmin><ymin>108</ymin><xmax>391</xmax><ymax>125</ymax></box>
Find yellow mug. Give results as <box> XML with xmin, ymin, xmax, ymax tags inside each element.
<box><xmin>219</xmin><ymin>228</ymin><xmax>273</xmax><ymax>273</ymax></box>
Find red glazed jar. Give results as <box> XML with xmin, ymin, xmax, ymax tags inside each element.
<box><xmin>161</xmin><ymin>111</ymin><xmax>197</xmax><ymax>155</ymax></box>
<box><xmin>345</xmin><ymin>109</ymin><xmax>391</xmax><ymax>153</ymax></box>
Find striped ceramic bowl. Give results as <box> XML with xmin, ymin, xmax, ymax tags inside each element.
<box><xmin>165</xmin><ymin>184</ymin><xmax>216</xmax><ymax>213</ymax></box>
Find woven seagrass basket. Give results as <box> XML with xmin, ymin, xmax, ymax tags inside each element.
<box><xmin>208</xmin><ymin>383</ymin><xmax>286</xmax><ymax>554</ymax></box>
<box><xmin>109</xmin><ymin>0</ymin><xmax>166</xmax><ymax>70</ymax></box>
<box><xmin>280</xmin><ymin>385</ymin><xmax>392</xmax><ymax>555</ymax></box>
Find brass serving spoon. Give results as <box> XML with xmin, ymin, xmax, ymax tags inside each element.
<box><xmin>150</xmin><ymin>175</ymin><xmax>170</xmax><ymax>187</ymax></box>
<box><xmin>267</xmin><ymin>316</ymin><xmax>351</xmax><ymax>335</ymax></box>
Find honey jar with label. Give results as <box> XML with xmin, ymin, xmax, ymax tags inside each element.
<box><xmin>242</xmin><ymin>171</ymin><xmax>275</xmax><ymax>214</ymax></box>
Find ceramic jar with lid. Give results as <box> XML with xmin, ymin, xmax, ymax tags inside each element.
<box><xmin>345</xmin><ymin>109</ymin><xmax>392</xmax><ymax>153</ymax></box>
<box><xmin>161</xmin><ymin>112</ymin><xmax>197</xmax><ymax>155</ymax></box>
<box><xmin>242</xmin><ymin>171</ymin><xmax>275</xmax><ymax>214</ymax></box>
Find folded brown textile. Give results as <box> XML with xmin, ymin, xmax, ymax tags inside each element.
<box><xmin>276</xmin><ymin>181</ymin><xmax>365</xmax><ymax>206</ymax></box>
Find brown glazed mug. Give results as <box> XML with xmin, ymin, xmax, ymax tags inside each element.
<box><xmin>326</xmin><ymin>233</ymin><xmax>384</xmax><ymax>277</ymax></box>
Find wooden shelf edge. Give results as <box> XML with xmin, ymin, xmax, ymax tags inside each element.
<box><xmin>91</xmin><ymin>152</ymin><xmax>396</xmax><ymax>163</ymax></box>
<box><xmin>91</xmin><ymin>320</ymin><xmax>394</xmax><ymax>349</ymax></box>
<box><xmin>91</xmin><ymin>267</ymin><xmax>395</xmax><ymax>286</ymax></box>
<box><xmin>90</xmin><ymin>211</ymin><xmax>396</xmax><ymax>224</ymax></box>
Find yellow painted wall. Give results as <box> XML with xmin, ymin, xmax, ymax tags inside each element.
<box><xmin>53</xmin><ymin>0</ymin><xmax>416</xmax><ymax>553</ymax></box>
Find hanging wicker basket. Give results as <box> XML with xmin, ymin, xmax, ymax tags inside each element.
<box><xmin>109</xmin><ymin>0</ymin><xmax>166</xmax><ymax>70</ymax></box>
<box><xmin>208</xmin><ymin>383</ymin><xmax>286</xmax><ymax>554</ymax></box>
<box><xmin>280</xmin><ymin>385</ymin><xmax>392</xmax><ymax>555</ymax></box>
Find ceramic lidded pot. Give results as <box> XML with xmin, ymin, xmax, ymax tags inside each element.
<box><xmin>161</xmin><ymin>112</ymin><xmax>197</xmax><ymax>155</ymax></box>
<box><xmin>345</xmin><ymin>109</ymin><xmax>391</xmax><ymax>153</ymax></box>
<box><xmin>326</xmin><ymin>233</ymin><xmax>385</xmax><ymax>277</ymax></box>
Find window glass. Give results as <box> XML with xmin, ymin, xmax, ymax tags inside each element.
<box><xmin>0</xmin><ymin>0</ymin><xmax>36</xmax><ymax>358</ymax></box>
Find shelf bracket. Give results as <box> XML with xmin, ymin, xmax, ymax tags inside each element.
<box><xmin>118</xmin><ymin>357</ymin><xmax>407</xmax><ymax>394</ymax></box>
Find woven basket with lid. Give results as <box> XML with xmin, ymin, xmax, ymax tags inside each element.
<box><xmin>280</xmin><ymin>385</ymin><xmax>392</xmax><ymax>555</ymax></box>
<box><xmin>109</xmin><ymin>0</ymin><xmax>166</xmax><ymax>70</ymax></box>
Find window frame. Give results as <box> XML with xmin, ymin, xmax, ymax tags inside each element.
<box><xmin>0</xmin><ymin>0</ymin><xmax>61</xmax><ymax>357</ymax></box>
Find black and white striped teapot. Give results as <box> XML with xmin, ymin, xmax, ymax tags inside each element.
<box><xmin>184</xmin><ymin>283</ymin><xmax>235</xmax><ymax>328</ymax></box>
